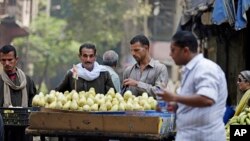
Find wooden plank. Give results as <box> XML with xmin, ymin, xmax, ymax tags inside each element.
<box><xmin>25</xmin><ymin>127</ymin><xmax>165</xmax><ymax>140</ymax></box>
<box><xmin>29</xmin><ymin>111</ymin><xmax>103</xmax><ymax>131</ymax></box>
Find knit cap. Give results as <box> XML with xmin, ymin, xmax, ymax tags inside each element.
<box><xmin>240</xmin><ymin>70</ymin><xmax>250</xmax><ymax>82</ymax></box>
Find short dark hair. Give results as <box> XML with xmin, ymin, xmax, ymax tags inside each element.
<box><xmin>172</xmin><ymin>31</ymin><xmax>198</xmax><ymax>53</ymax></box>
<box><xmin>79</xmin><ymin>43</ymin><xmax>96</xmax><ymax>55</ymax></box>
<box><xmin>130</xmin><ymin>34</ymin><xmax>150</xmax><ymax>47</ymax></box>
<box><xmin>0</xmin><ymin>45</ymin><xmax>17</xmax><ymax>58</ymax></box>
<box><xmin>103</xmin><ymin>50</ymin><xmax>119</xmax><ymax>67</ymax></box>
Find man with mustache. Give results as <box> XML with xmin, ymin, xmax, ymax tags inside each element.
<box><xmin>122</xmin><ymin>34</ymin><xmax>168</xmax><ymax>97</ymax></box>
<box><xmin>0</xmin><ymin>45</ymin><xmax>37</xmax><ymax>141</ymax></box>
<box><xmin>55</xmin><ymin>43</ymin><xmax>115</xmax><ymax>94</ymax></box>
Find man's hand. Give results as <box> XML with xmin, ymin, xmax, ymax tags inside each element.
<box><xmin>157</xmin><ymin>88</ymin><xmax>176</xmax><ymax>102</ymax></box>
<box><xmin>123</xmin><ymin>78</ymin><xmax>138</xmax><ymax>87</ymax></box>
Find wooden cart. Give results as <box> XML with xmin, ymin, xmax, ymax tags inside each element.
<box><xmin>25</xmin><ymin>127</ymin><xmax>176</xmax><ymax>141</ymax></box>
<box><xmin>26</xmin><ymin>109</ymin><xmax>175</xmax><ymax>141</ymax></box>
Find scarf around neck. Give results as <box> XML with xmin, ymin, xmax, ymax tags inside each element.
<box><xmin>1</xmin><ymin>67</ymin><xmax>28</xmax><ymax>107</ymax></box>
<box><xmin>71</xmin><ymin>62</ymin><xmax>107</xmax><ymax>81</ymax></box>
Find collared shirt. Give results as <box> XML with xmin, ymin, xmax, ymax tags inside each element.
<box><xmin>7</xmin><ymin>73</ymin><xmax>17</xmax><ymax>81</ymax></box>
<box><xmin>102</xmin><ymin>65</ymin><xmax>121</xmax><ymax>93</ymax></box>
<box><xmin>123</xmin><ymin>59</ymin><xmax>168</xmax><ymax>97</ymax></box>
<box><xmin>175</xmin><ymin>54</ymin><xmax>227</xmax><ymax>141</ymax></box>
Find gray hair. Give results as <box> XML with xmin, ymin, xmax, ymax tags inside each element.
<box><xmin>240</xmin><ymin>70</ymin><xmax>250</xmax><ymax>82</ymax></box>
<box><xmin>103</xmin><ymin>50</ymin><xmax>119</xmax><ymax>67</ymax></box>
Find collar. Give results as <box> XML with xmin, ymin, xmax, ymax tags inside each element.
<box><xmin>6</xmin><ymin>72</ymin><xmax>17</xmax><ymax>81</ymax></box>
<box><xmin>102</xmin><ymin>65</ymin><xmax>114</xmax><ymax>71</ymax></box>
<box><xmin>7</xmin><ymin>72</ymin><xmax>16</xmax><ymax>77</ymax></box>
<box><xmin>134</xmin><ymin>58</ymin><xmax>156</xmax><ymax>68</ymax></box>
<box><xmin>181</xmin><ymin>54</ymin><xmax>203</xmax><ymax>73</ymax></box>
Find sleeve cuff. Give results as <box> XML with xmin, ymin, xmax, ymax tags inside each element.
<box><xmin>197</xmin><ymin>87</ymin><xmax>218</xmax><ymax>102</ymax></box>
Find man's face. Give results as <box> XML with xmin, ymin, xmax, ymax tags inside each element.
<box><xmin>0</xmin><ymin>51</ymin><xmax>18</xmax><ymax>74</ymax></box>
<box><xmin>130</xmin><ymin>42</ymin><xmax>147</xmax><ymax>63</ymax></box>
<box><xmin>170</xmin><ymin>42</ymin><xmax>186</xmax><ymax>65</ymax></box>
<box><xmin>79</xmin><ymin>48</ymin><xmax>96</xmax><ymax>71</ymax></box>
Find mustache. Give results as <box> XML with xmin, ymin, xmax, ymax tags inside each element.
<box><xmin>85</xmin><ymin>62</ymin><xmax>92</xmax><ymax>64</ymax></box>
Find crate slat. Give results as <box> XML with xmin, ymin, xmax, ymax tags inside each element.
<box><xmin>0</xmin><ymin>107</ymin><xmax>40</xmax><ymax>126</ymax></box>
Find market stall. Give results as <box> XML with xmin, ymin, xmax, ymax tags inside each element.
<box><xmin>25</xmin><ymin>108</ymin><xmax>175</xmax><ymax>141</ymax></box>
<box><xmin>23</xmin><ymin>89</ymin><xmax>176</xmax><ymax>141</ymax></box>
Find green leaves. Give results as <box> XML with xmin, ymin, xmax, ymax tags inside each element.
<box><xmin>13</xmin><ymin>14</ymin><xmax>80</xmax><ymax>91</ymax></box>
<box><xmin>12</xmin><ymin>0</ymin><xmax>154</xmax><ymax>91</ymax></box>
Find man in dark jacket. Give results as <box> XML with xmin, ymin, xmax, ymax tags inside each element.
<box><xmin>55</xmin><ymin>43</ymin><xmax>115</xmax><ymax>141</ymax></box>
<box><xmin>55</xmin><ymin>43</ymin><xmax>115</xmax><ymax>94</ymax></box>
<box><xmin>0</xmin><ymin>45</ymin><xmax>37</xmax><ymax>141</ymax></box>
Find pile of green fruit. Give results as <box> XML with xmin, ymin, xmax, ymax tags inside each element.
<box><xmin>225</xmin><ymin>107</ymin><xmax>250</xmax><ymax>141</ymax></box>
<box><xmin>32</xmin><ymin>88</ymin><xmax>158</xmax><ymax>112</ymax></box>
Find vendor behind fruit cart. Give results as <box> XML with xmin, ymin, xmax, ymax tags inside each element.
<box><xmin>0</xmin><ymin>45</ymin><xmax>37</xmax><ymax>141</ymax></box>
<box><xmin>122</xmin><ymin>34</ymin><xmax>168</xmax><ymax>97</ymax></box>
<box><xmin>55</xmin><ymin>43</ymin><xmax>115</xmax><ymax>94</ymax></box>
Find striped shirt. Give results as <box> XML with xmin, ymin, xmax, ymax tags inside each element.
<box><xmin>123</xmin><ymin>59</ymin><xmax>168</xmax><ymax>97</ymax></box>
<box><xmin>175</xmin><ymin>54</ymin><xmax>227</xmax><ymax>141</ymax></box>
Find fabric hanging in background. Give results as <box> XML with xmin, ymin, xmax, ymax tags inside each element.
<box><xmin>179</xmin><ymin>0</ymin><xmax>215</xmax><ymax>40</ymax></box>
<box><xmin>235</xmin><ymin>0</ymin><xmax>250</xmax><ymax>30</ymax></box>
<box><xmin>211</xmin><ymin>0</ymin><xmax>235</xmax><ymax>26</ymax></box>
<box><xmin>181</xmin><ymin>0</ymin><xmax>215</xmax><ymax>26</ymax></box>
<box><xmin>212</xmin><ymin>0</ymin><xmax>250</xmax><ymax>31</ymax></box>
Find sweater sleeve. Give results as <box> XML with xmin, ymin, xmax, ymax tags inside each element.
<box><xmin>55</xmin><ymin>71</ymin><xmax>72</xmax><ymax>92</ymax></box>
<box><xmin>105</xmin><ymin>71</ymin><xmax>116</xmax><ymax>93</ymax></box>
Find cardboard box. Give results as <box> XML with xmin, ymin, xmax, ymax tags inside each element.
<box><xmin>103</xmin><ymin>115</ymin><xmax>161</xmax><ymax>134</ymax></box>
<box><xmin>29</xmin><ymin>111</ymin><xmax>103</xmax><ymax>132</ymax></box>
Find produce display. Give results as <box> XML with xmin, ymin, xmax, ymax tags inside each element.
<box><xmin>32</xmin><ymin>88</ymin><xmax>158</xmax><ymax>112</ymax></box>
<box><xmin>225</xmin><ymin>107</ymin><xmax>250</xmax><ymax>141</ymax></box>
